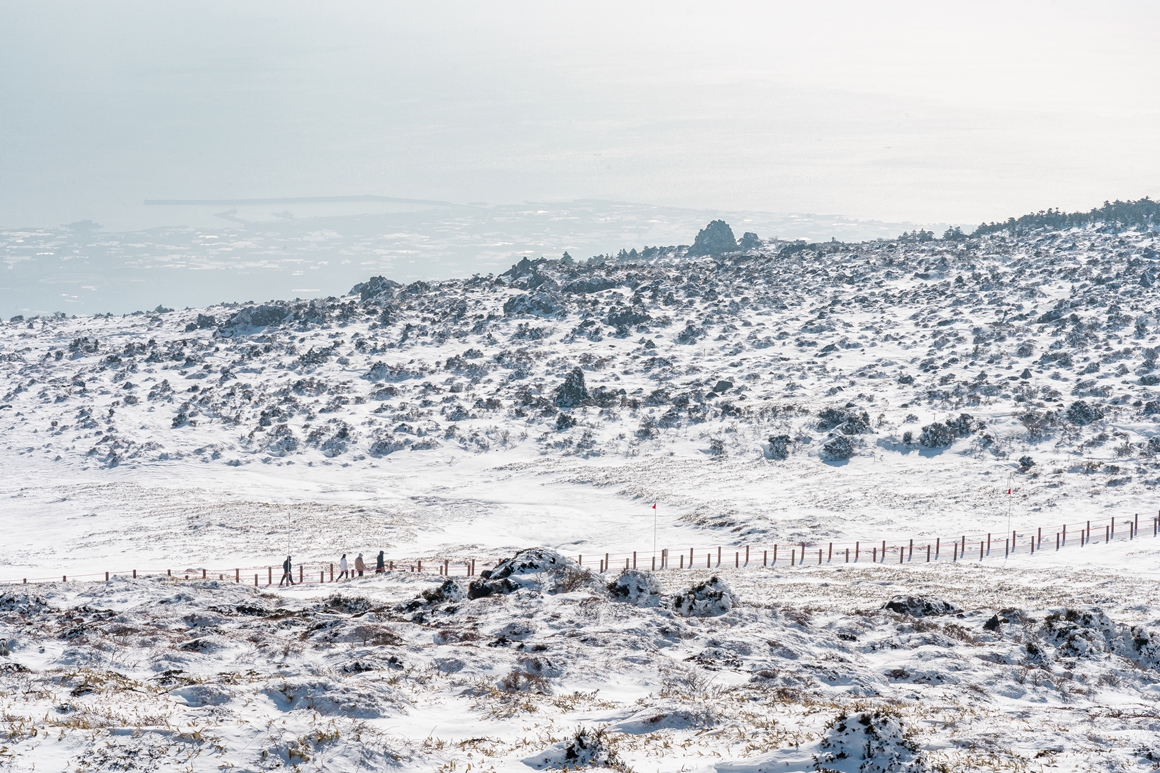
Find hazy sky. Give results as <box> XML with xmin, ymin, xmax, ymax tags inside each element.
<box><xmin>2</xmin><ymin>0</ymin><xmax>1158</xmax><ymax>231</ymax></box>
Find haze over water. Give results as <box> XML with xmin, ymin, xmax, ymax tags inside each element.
<box><xmin>1</xmin><ymin>1</ymin><xmax>1157</xmax><ymax>313</ymax></box>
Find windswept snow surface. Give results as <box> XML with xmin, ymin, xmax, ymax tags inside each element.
<box><xmin>3</xmin><ymin>224</ymin><xmax>1160</xmax><ymax>769</ymax></box>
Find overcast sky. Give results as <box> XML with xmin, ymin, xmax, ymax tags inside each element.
<box><xmin>2</xmin><ymin>0</ymin><xmax>1158</xmax><ymax>231</ymax></box>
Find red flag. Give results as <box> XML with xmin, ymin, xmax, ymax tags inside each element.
<box><xmin>652</xmin><ymin>503</ymin><xmax>657</xmax><ymax>510</ymax></box>
<box><xmin>1006</xmin><ymin>488</ymin><xmax>1011</xmax><ymax>495</ymax></box>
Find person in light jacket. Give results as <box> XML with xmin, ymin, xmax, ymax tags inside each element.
<box><xmin>354</xmin><ymin>553</ymin><xmax>366</xmax><ymax>577</ymax></box>
<box><xmin>337</xmin><ymin>553</ymin><xmax>349</xmax><ymax>580</ymax></box>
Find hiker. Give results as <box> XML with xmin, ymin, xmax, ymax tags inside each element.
<box><xmin>279</xmin><ymin>555</ymin><xmax>295</xmax><ymax>586</ymax></box>
<box><xmin>337</xmin><ymin>553</ymin><xmax>349</xmax><ymax>580</ymax></box>
<box><xmin>375</xmin><ymin>550</ymin><xmax>386</xmax><ymax>574</ymax></box>
<box><xmin>354</xmin><ymin>552</ymin><xmax>366</xmax><ymax>577</ymax></box>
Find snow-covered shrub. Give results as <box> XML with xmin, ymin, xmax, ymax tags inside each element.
<box><xmin>818</xmin><ymin>407</ymin><xmax>871</xmax><ymax>435</ymax></box>
<box><xmin>606</xmin><ymin>569</ymin><xmax>661</xmax><ymax>607</ymax></box>
<box><xmin>815</xmin><ymin>708</ymin><xmax>926</xmax><ymax>773</ymax></box>
<box><xmin>918</xmin><ymin>422</ymin><xmax>955</xmax><ymax>448</ymax></box>
<box><xmin>822</xmin><ymin>436</ymin><xmax>855</xmax><ymax>460</ymax></box>
<box><xmin>1066</xmin><ymin>400</ymin><xmax>1103</xmax><ymax>426</ymax></box>
<box><xmin>672</xmin><ymin>576</ymin><xmax>737</xmax><ymax>617</ymax></box>
<box><xmin>524</xmin><ymin>727</ymin><xmax>626</xmax><ymax>770</ymax></box>
<box><xmin>766</xmin><ymin>434</ymin><xmax>791</xmax><ymax>460</ymax></box>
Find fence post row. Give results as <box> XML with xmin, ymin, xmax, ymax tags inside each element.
<box><xmin>10</xmin><ymin>510</ymin><xmax>1160</xmax><ymax>587</ymax></box>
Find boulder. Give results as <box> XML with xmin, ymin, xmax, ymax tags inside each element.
<box><xmin>349</xmin><ymin>276</ymin><xmax>401</xmax><ymax>301</ymax></box>
<box><xmin>217</xmin><ymin>304</ymin><xmax>289</xmax><ymax>336</ymax></box>
<box><xmin>503</xmin><ymin>292</ymin><xmax>563</xmax><ymax>318</ymax></box>
<box><xmin>883</xmin><ymin>596</ymin><xmax>958</xmax><ymax>617</ymax></box>
<box><xmin>687</xmin><ymin>220</ymin><xmax>738</xmax><ymax>257</ymax></box>
<box><xmin>553</xmin><ymin>367</ymin><xmax>590</xmax><ymax>409</ymax></box>
<box><xmin>486</xmin><ymin>548</ymin><xmax>572</xmax><ymax>580</ymax></box>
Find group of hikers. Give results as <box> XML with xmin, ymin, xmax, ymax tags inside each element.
<box><xmin>278</xmin><ymin>550</ymin><xmax>387</xmax><ymax>586</ymax></box>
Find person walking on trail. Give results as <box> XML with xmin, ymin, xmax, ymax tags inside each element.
<box><xmin>354</xmin><ymin>552</ymin><xmax>366</xmax><ymax>577</ymax></box>
<box><xmin>375</xmin><ymin>550</ymin><xmax>386</xmax><ymax>574</ymax></box>
<box><xmin>279</xmin><ymin>555</ymin><xmax>295</xmax><ymax>587</ymax></box>
<box><xmin>337</xmin><ymin>553</ymin><xmax>349</xmax><ymax>581</ymax></box>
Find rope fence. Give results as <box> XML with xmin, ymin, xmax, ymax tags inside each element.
<box><xmin>4</xmin><ymin>511</ymin><xmax>1158</xmax><ymax>588</ymax></box>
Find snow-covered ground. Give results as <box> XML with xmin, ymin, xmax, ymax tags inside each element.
<box><xmin>3</xmin><ymin>221</ymin><xmax>1160</xmax><ymax>769</ymax></box>
<box><xmin>2</xmin><ymin>547</ymin><xmax>1160</xmax><ymax>771</ymax></box>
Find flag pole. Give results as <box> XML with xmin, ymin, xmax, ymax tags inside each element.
<box><xmin>653</xmin><ymin>503</ymin><xmax>658</xmax><ymax>563</ymax></box>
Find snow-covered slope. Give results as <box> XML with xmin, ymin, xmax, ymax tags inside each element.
<box><xmin>3</xmin><ymin>224</ymin><xmax>1160</xmax><ymax>575</ymax></box>
<box><xmin>4</xmin><ymin>220</ymin><xmax>1160</xmax><ymax>770</ymax></box>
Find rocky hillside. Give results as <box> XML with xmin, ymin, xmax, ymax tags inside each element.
<box><xmin>3</xmin><ymin>220</ymin><xmax>1160</xmax><ymax>484</ymax></box>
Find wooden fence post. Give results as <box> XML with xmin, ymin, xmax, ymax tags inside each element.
<box><xmin>268</xmin><ymin>567</ymin><xmax>272</xmax><ymax>585</ymax></box>
<box><xmin>872</xmin><ymin>547</ymin><xmax>877</xmax><ymax>562</ymax></box>
<box><xmin>935</xmin><ymin>538</ymin><xmax>940</xmax><ymax>560</ymax></box>
<box><xmin>926</xmin><ymin>544</ymin><xmax>930</xmax><ymax>562</ymax></box>
<box><xmin>791</xmin><ymin>549</ymin><xmax>795</xmax><ymax>567</ymax></box>
<box><xmin>763</xmin><ymin>550</ymin><xmax>768</xmax><ymax>567</ymax></box>
<box><xmin>633</xmin><ymin>551</ymin><xmax>637</xmax><ymax>569</ymax></box>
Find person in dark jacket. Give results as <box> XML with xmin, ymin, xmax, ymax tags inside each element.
<box><xmin>280</xmin><ymin>555</ymin><xmax>295</xmax><ymax>586</ymax></box>
<box><xmin>375</xmin><ymin>550</ymin><xmax>386</xmax><ymax>574</ymax></box>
